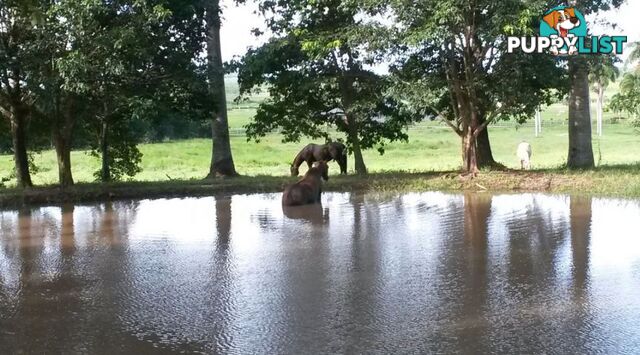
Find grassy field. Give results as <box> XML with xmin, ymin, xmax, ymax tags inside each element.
<box><xmin>1</xmin><ymin>116</ymin><xmax>639</xmax><ymax>186</ymax></box>
<box><xmin>1</xmin><ymin>77</ymin><xmax>638</xmax><ymax>187</ymax></box>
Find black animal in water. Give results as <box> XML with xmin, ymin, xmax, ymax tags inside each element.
<box><xmin>290</xmin><ymin>142</ymin><xmax>347</xmax><ymax>176</ymax></box>
<box><xmin>282</xmin><ymin>161</ymin><xmax>329</xmax><ymax>206</ymax></box>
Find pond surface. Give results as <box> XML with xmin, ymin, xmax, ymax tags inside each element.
<box><xmin>1</xmin><ymin>192</ymin><xmax>640</xmax><ymax>353</ymax></box>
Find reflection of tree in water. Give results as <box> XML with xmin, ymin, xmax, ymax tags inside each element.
<box><xmin>567</xmin><ymin>196</ymin><xmax>595</xmax><ymax>351</ymax></box>
<box><xmin>93</xmin><ymin>200</ymin><xmax>144</xmax><ymax>351</ymax></box>
<box><xmin>216</xmin><ymin>196</ymin><xmax>232</xmax><ymax>249</ymax></box>
<box><xmin>3</xmin><ymin>206</ymin><xmax>84</xmax><ymax>352</ymax></box>
<box><xmin>349</xmin><ymin>192</ymin><xmax>385</xmax><ymax>240</ymax></box>
<box><xmin>60</xmin><ymin>204</ymin><xmax>76</xmax><ymax>254</ymax></box>
<box><xmin>93</xmin><ymin>200</ymin><xmax>190</xmax><ymax>353</ymax></box>
<box><xmin>330</xmin><ymin>192</ymin><xmax>385</xmax><ymax>350</ymax></box>
<box><xmin>203</xmin><ymin>196</ymin><xmax>236</xmax><ymax>353</ymax></box>
<box><xmin>0</xmin><ymin>209</ymin><xmax>38</xmax><ymax>352</ymax></box>
<box><xmin>503</xmin><ymin>195</ymin><xmax>570</xmax><ymax>286</ymax></box>
<box><xmin>94</xmin><ymin>200</ymin><xmax>139</xmax><ymax>244</ymax></box>
<box><xmin>450</xmin><ymin>192</ymin><xmax>493</xmax><ymax>352</ymax></box>
<box><xmin>569</xmin><ymin>196</ymin><xmax>592</xmax><ymax>294</ymax></box>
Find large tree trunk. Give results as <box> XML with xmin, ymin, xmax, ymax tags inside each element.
<box><xmin>205</xmin><ymin>0</ymin><xmax>237</xmax><ymax>179</ymax></box>
<box><xmin>53</xmin><ymin>131</ymin><xmax>74</xmax><ymax>187</ymax></box>
<box><xmin>567</xmin><ymin>57</ymin><xmax>594</xmax><ymax>169</ymax></box>
<box><xmin>10</xmin><ymin>105</ymin><xmax>33</xmax><ymax>188</ymax></box>
<box><xmin>346</xmin><ymin>114</ymin><xmax>367</xmax><ymax>175</ymax></box>
<box><xmin>476</xmin><ymin>124</ymin><xmax>496</xmax><ymax>168</ymax></box>
<box><xmin>100</xmin><ymin>120</ymin><xmax>110</xmax><ymax>182</ymax></box>
<box><xmin>338</xmin><ymin>73</ymin><xmax>367</xmax><ymax>175</ymax></box>
<box><xmin>462</xmin><ymin>128</ymin><xmax>479</xmax><ymax>175</ymax></box>
<box><xmin>460</xmin><ymin>108</ymin><xmax>482</xmax><ymax>175</ymax></box>
<box><xmin>52</xmin><ymin>100</ymin><xmax>75</xmax><ymax>187</ymax></box>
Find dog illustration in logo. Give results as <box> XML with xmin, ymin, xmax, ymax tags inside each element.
<box><xmin>543</xmin><ymin>7</ymin><xmax>581</xmax><ymax>55</ymax></box>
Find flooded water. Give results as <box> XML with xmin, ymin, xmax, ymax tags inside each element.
<box><xmin>1</xmin><ymin>192</ymin><xmax>640</xmax><ymax>353</ymax></box>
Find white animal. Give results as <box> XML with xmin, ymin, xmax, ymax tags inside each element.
<box><xmin>517</xmin><ymin>142</ymin><xmax>532</xmax><ymax>170</ymax></box>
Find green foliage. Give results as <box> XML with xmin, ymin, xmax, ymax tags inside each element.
<box><xmin>609</xmin><ymin>43</ymin><xmax>640</xmax><ymax>123</ymax></box>
<box><xmin>609</xmin><ymin>73</ymin><xmax>640</xmax><ymax>120</ymax></box>
<box><xmin>570</xmin><ymin>0</ymin><xmax>625</xmax><ymax>15</ymax></box>
<box><xmin>1</xmin><ymin>0</ymin><xmax>214</xmax><ymax>185</ymax></box>
<box><xmin>390</xmin><ymin>0</ymin><xmax>568</xmax><ymax>126</ymax></box>
<box><xmin>590</xmin><ymin>55</ymin><xmax>620</xmax><ymax>92</ymax></box>
<box><xmin>628</xmin><ymin>42</ymin><xmax>640</xmax><ymax>66</ymax></box>
<box><xmin>236</xmin><ymin>0</ymin><xmax>420</xmax><ymax>160</ymax></box>
<box><xmin>91</xmin><ymin>142</ymin><xmax>143</xmax><ymax>182</ymax></box>
<box><xmin>47</xmin><ymin>0</ymin><xmax>210</xmax><ymax>180</ymax></box>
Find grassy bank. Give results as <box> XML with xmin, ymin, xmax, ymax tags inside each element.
<box><xmin>2</xmin><ymin>165</ymin><xmax>640</xmax><ymax>209</ymax></box>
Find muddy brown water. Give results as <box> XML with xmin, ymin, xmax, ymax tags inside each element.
<box><xmin>1</xmin><ymin>192</ymin><xmax>639</xmax><ymax>353</ymax></box>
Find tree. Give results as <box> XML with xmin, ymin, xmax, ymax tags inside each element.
<box><xmin>566</xmin><ymin>0</ymin><xmax>624</xmax><ymax>169</ymax></box>
<box><xmin>205</xmin><ymin>0</ymin><xmax>238</xmax><ymax>178</ymax></box>
<box><xmin>609</xmin><ymin>41</ymin><xmax>640</xmax><ymax>125</ymax></box>
<box><xmin>27</xmin><ymin>1</ymin><xmax>82</xmax><ymax>187</ymax></box>
<box><xmin>628</xmin><ymin>42</ymin><xmax>640</xmax><ymax>66</ymax></box>
<box><xmin>236</xmin><ymin>0</ymin><xmax>418</xmax><ymax>175</ymax></box>
<box><xmin>0</xmin><ymin>1</ymin><xmax>37</xmax><ymax>188</ymax></box>
<box><xmin>567</xmin><ymin>56</ymin><xmax>595</xmax><ymax>168</ymax></box>
<box><xmin>589</xmin><ymin>55</ymin><xmax>619</xmax><ymax>137</ymax></box>
<box><xmin>390</xmin><ymin>0</ymin><xmax>566</xmax><ymax>174</ymax></box>
<box><xmin>49</xmin><ymin>0</ymin><xmax>150</xmax><ymax>182</ymax></box>
<box><xmin>52</xmin><ymin>0</ymin><xmax>210</xmax><ymax>182</ymax></box>
<box><xmin>609</xmin><ymin>73</ymin><xmax>640</xmax><ymax>124</ymax></box>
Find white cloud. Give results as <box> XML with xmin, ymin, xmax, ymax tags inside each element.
<box><xmin>588</xmin><ymin>0</ymin><xmax>640</xmax><ymax>63</ymax></box>
<box><xmin>220</xmin><ymin>0</ymin><xmax>266</xmax><ymax>62</ymax></box>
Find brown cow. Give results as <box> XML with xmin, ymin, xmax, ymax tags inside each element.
<box><xmin>282</xmin><ymin>161</ymin><xmax>329</xmax><ymax>206</ymax></box>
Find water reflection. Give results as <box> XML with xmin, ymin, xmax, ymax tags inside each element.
<box><xmin>1</xmin><ymin>193</ymin><xmax>640</xmax><ymax>353</ymax></box>
<box><xmin>282</xmin><ymin>203</ymin><xmax>326</xmax><ymax>225</ymax></box>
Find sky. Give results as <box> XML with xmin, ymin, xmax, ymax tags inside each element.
<box><xmin>219</xmin><ymin>0</ymin><xmax>640</xmax><ymax>63</ymax></box>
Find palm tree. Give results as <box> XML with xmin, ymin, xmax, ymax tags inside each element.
<box><xmin>567</xmin><ymin>56</ymin><xmax>595</xmax><ymax>169</ymax></box>
<box><xmin>619</xmin><ymin>72</ymin><xmax>640</xmax><ymax>92</ymax></box>
<box><xmin>589</xmin><ymin>56</ymin><xmax>619</xmax><ymax>136</ymax></box>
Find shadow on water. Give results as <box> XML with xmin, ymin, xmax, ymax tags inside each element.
<box><xmin>1</xmin><ymin>192</ymin><xmax>640</xmax><ymax>353</ymax></box>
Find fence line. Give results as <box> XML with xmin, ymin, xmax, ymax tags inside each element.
<box><xmin>228</xmin><ymin>121</ymin><xmax>578</xmax><ymax>137</ymax></box>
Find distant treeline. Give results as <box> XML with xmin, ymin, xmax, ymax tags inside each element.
<box><xmin>0</xmin><ymin>115</ymin><xmax>211</xmax><ymax>154</ymax></box>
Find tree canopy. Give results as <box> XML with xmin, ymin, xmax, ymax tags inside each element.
<box><xmin>1</xmin><ymin>0</ymin><xmax>213</xmax><ymax>185</ymax></box>
<box><xmin>388</xmin><ymin>0</ymin><xmax>567</xmax><ymax>173</ymax></box>
<box><xmin>236</xmin><ymin>0</ymin><xmax>419</xmax><ymax>174</ymax></box>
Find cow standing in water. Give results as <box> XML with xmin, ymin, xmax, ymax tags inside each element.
<box><xmin>290</xmin><ymin>142</ymin><xmax>347</xmax><ymax>176</ymax></box>
<box><xmin>282</xmin><ymin>161</ymin><xmax>329</xmax><ymax>206</ymax></box>
<box><xmin>517</xmin><ymin>141</ymin><xmax>532</xmax><ymax>170</ymax></box>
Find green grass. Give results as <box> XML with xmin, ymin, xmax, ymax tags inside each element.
<box><xmin>2</xmin><ymin>77</ymin><xmax>639</xmax><ymax>206</ymax></box>
<box><xmin>1</xmin><ymin>77</ymin><xmax>639</xmax><ymax>187</ymax></box>
<box><xmin>1</xmin><ymin>114</ymin><xmax>639</xmax><ymax>187</ymax></box>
